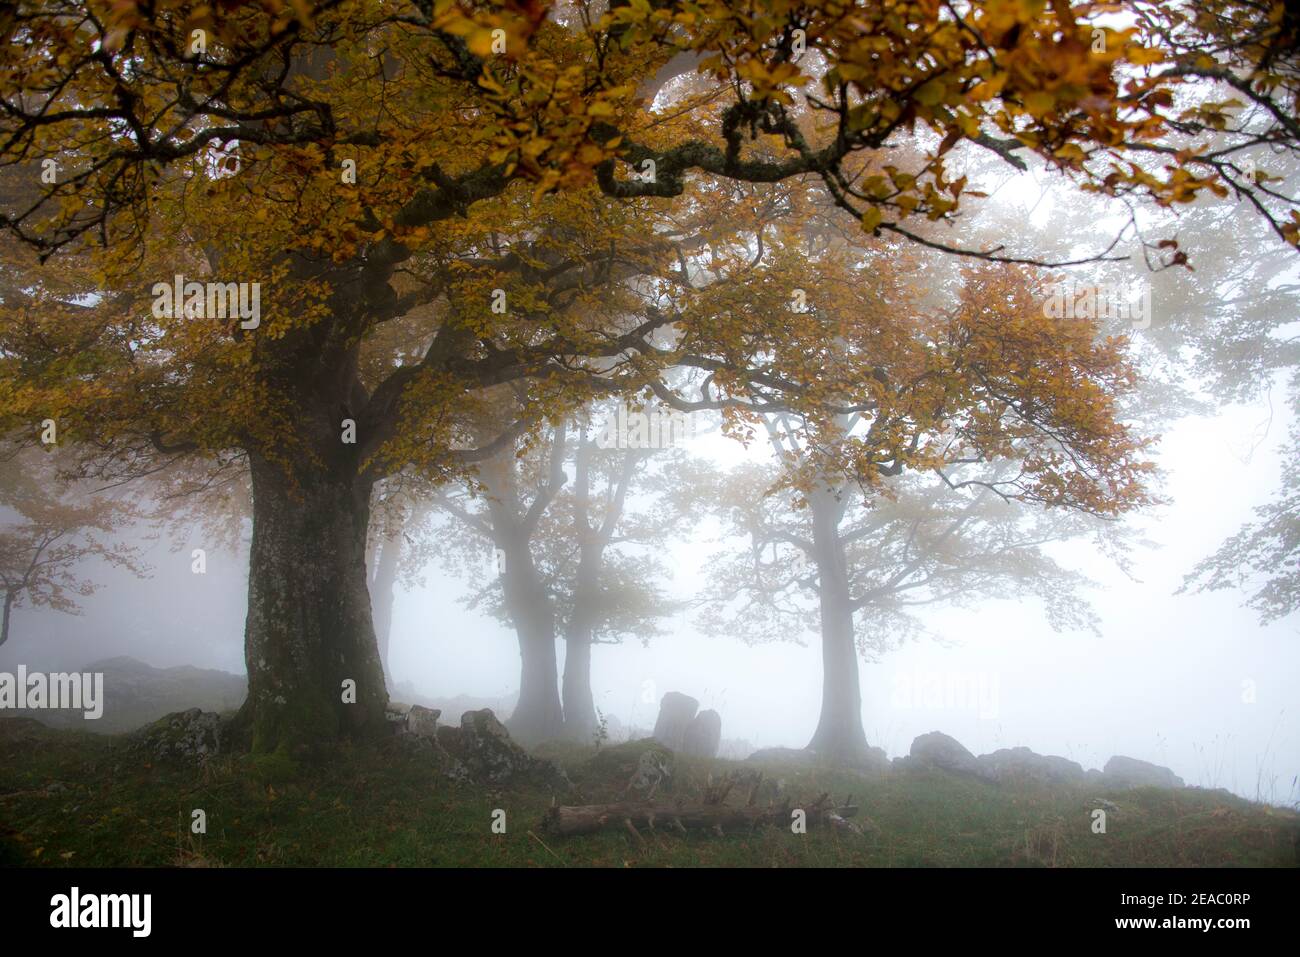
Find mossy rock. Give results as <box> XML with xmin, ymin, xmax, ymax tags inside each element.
<box><xmin>435</xmin><ymin>709</ymin><xmax>571</xmax><ymax>791</ymax></box>
<box><xmin>576</xmin><ymin>738</ymin><xmax>675</xmax><ymax>798</ymax></box>
<box><xmin>129</xmin><ymin>708</ymin><xmax>222</xmax><ymax>763</ymax></box>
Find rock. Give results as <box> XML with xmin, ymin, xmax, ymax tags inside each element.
<box><xmin>624</xmin><ymin>746</ymin><xmax>673</xmax><ymax>798</ymax></box>
<box><xmin>434</xmin><ymin>708</ymin><xmax>570</xmax><ymax>789</ymax></box>
<box><xmin>388</xmin><ymin>682</ymin><xmax>517</xmax><ymax>724</ymax></box>
<box><xmin>384</xmin><ymin>729</ymin><xmax>437</xmax><ymax>760</ymax></box>
<box><xmin>129</xmin><ymin>708</ymin><xmax>221</xmax><ymax>762</ymax></box>
<box><xmin>978</xmin><ymin>747</ymin><xmax>1085</xmax><ymax>785</ymax></box>
<box><xmin>652</xmin><ymin>692</ymin><xmax>699</xmax><ymax>750</ymax></box>
<box><xmin>406</xmin><ymin>704</ymin><xmax>441</xmax><ymax>738</ymax></box>
<box><xmin>462</xmin><ymin>707</ymin><xmax>509</xmax><ymax>739</ymax></box>
<box><xmin>1102</xmin><ymin>755</ymin><xmax>1185</xmax><ymax>789</ymax></box>
<box><xmin>582</xmin><ymin>739</ymin><xmax>676</xmax><ymax>799</ymax></box>
<box><xmin>681</xmin><ymin>709</ymin><xmax>722</xmax><ymax>758</ymax></box>
<box><xmin>908</xmin><ymin>731</ymin><xmax>997</xmax><ymax>782</ymax></box>
<box><xmin>384</xmin><ymin>703</ymin><xmax>442</xmax><ymax>764</ymax></box>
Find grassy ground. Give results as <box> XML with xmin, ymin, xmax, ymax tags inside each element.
<box><xmin>1</xmin><ymin>718</ymin><xmax>1296</xmax><ymax>868</ymax></box>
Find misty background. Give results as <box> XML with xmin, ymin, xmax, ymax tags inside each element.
<box><xmin>4</xmin><ymin>377</ymin><xmax>1295</xmax><ymax>803</ymax></box>
<box><xmin>3</xmin><ymin>161</ymin><xmax>1297</xmax><ymax>807</ymax></box>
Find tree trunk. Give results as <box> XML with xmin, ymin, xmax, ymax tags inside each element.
<box><xmin>513</xmin><ymin>611</ymin><xmax>564</xmax><ymax>746</ymax></box>
<box><xmin>562</xmin><ymin>538</ymin><xmax>605</xmax><ymax>742</ymax></box>
<box><xmin>237</xmin><ymin>453</ymin><xmax>388</xmax><ymax>756</ymax></box>
<box><xmin>369</xmin><ymin>529</ymin><xmax>401</xmax><ymax>687</ymax></box>
<box><xmin>562</xmin><ymin>621</ymin><xmax>597</xmax><ymax>742</ymax></box>
<box><xmin>805</xmin><ymin>484</ymin><xmax>870</xmax><ymax>763</ymax></box>
<box><xmin>478</xmin><ymin>441</ymin><xmax>567</xmax><ymax>748</ymax></box>
<box><xmin>560</xmin><ymin>435</ymin><xmax>613</xmax><ymax>743</ymax></box>
<box><xmin>498</xmin><ymin>534</ymin><xmax>564</xmax><ymax>745</ymax></box>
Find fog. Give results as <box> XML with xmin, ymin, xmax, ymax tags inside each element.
<box><xmin>3</xmin><ymin>140</ymin><xmax>1298</xmax><ymax>811</ymax></box>
<box><xmin>5</xmin><ymin>377</ymin><xmax>1296</xmax><ymax>804</ymax></box>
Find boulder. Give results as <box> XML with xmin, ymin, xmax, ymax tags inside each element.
<box><xmin>624</xmin><ymin>746</ymin><xmax>674</xmax><ymax>798</ymax></box>
<box><xmin>1102</xmin><ymin>755</ymin><xmax>1184</xmax><ymax>789</ymax></box>
<box><xmin>582</xmin><ymin>739</ymin><xmax>675</xmax><ymax>799</ymax></box>
<box><xmin>129</xmin><ymin>708</ymin><xmax>221</xmax><ymax>762</ymax></box>
<box><xmin>405</xmin><ymin>704</ymin><xmax>441</xmax><ymax>738</ymax></box>
<box><xmin>907</xmin><ymin>731</ymin><xmax>997</xmax><ymax>782</ymax></box>
<box><xmin>435</xmin><ymin>708</ymin><xmax>570</xmax><ymax>789</ymax></box>
<box><xmin>681</xmin><ymin>709</ymin><xmax>722</xmax><ymax>758</ymax></box>
<box><xmin>384</xmin><ymin>701</ymin><xmax>412</xmax><ymax>726</ymax></box>
<box><xmin>978</xmin><ymin>747</ymin><xmax>1085</xmax><ymax>786</ymax></box>
<box><xmin>652</xmin><ymin>692</ymin><xmax>699</xmax><ymax>750</ymax></box>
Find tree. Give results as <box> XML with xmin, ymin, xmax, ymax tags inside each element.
<box><xmin>0</xmin><ymin>450</ymin><xmax>144</xmax><ymax>650</ymax></box>
<box><xmin>367</xmin><ymin>483</ymin><xmax>434</xmax><ymax>684</ymax></box>
<box><xmin>940</xmin><ymin>144</ymin><xmax>1300</xmax><ymax>621</ymax></box>
<box><xmin>1</xmin><ymin>0</ymin><xmax>1292</xmax><ymax>754</ymax></box>
<box><xmin>1181</xmin><ymin>373</ymin><xmax>1300</xmax><ymax>622</ymax></box>
<box><xmin>538</xmin><ymin>407</ymin><xmax>689</xmax><ymax>741</ymax></box>
<box><xmin>430</xmin><ymin>403</ymin><xmax>682</xmax><ymax>744</ymax></box>
<box><xmin>697</xmin><ymin>454</ymin><xmax>1125</xmax><ymax>762</ymax></box>
<box><xmin>1143</xmin><ymin>175</ymin><xmax>1300</xmax><ymax>623</ymax></box>
<box><xmin>472</xmin><ymin>423</ymin><xmax>571</xmax><ymax>743</ymax></box>
<box><xmin>662</xmin><ymin>227</ymin><xmax>1149</xmax><ymax>761</ymax></box>
<box><xmin>555</xmin><ymin>419</ymin><xmax>666</xmax><ymax>742</ymax></box>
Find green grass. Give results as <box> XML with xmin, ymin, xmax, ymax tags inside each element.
<box><xmin>1</xmin><ymin>719</ymin><xmax>1296</xmax><ymax>868</ymax></box>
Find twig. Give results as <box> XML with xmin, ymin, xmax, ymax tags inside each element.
<box><xmin>527</xmin><ymin>829</ymin><xmax>565</xmax><ymax>865</ymax></box>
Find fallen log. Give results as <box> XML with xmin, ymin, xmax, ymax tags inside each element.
<box><xmin>541</xmin><ymin>800</ymin><xmax>860</xmax><ymax>838</ymax></box>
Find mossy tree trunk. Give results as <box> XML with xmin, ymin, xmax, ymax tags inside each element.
<box><xmin>227</xmin><ymin>247</ymin><xmax>396</xmax><ymax>756</ymax></box>
<box><xmin>240</xmin><ymin>452</ymin><xmax>388</xmax><ymax>755</ymax></box>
